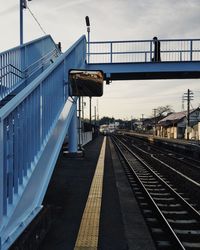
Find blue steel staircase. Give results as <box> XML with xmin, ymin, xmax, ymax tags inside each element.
<box><xmin>0</xmin><ymin>35</ymin><xmax>61</xmax><ymax>108</ymax></box>
<box><xmin>1</xmin><ymin>34</ymin><xmax>200</xmax><ymax>249</ymax></box>
<box><xmin>0</xmin><ymin>35</ymin><xmax>86</xmax><ymax>250</ymax></box>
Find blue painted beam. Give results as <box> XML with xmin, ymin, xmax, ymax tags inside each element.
<box><xmin>87</xmin><ymin>61</ymin><xmax>200</xmax><ymax>80</ymax></box>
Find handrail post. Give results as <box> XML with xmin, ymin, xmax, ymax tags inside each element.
<box><xmin>20</xmin><ymin>0</ymin><xmax>23</xmax><ymax>45</ymax></box>
<box><xmin>150</xmin><ymin>40</ymin><xmax>152</xmax><ymax>62</ymax></box>
<box><xmin>0</xmin><ymin>120</ymin><xmax>4</xmax><ymax>226</ymax></box>
<box><xmin>110</xmin><ymin>42</ymin><xmax>113</xmax><ymax>63</ymax></box>
<box><xmin>190</xmin><ymin>40</ymin><xmax>193</xmax><ymax>61</ymax></box>
<box><xmin>87</xmin><ymin>27</ymin><xmax>90</xmax><ymax>63</ymax></box>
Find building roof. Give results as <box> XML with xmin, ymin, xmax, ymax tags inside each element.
<box><xmin>158</xmin><ymin>108</ymin><xmax>200</xmax><ymax>127</ymax></box>
<box><xmin>158</xmin><ymin>111</ymin><xmax>187</xmax><ymax>123</ymax></box>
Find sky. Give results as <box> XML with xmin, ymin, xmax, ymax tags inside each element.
<box><xmin>1</xmin><ymin>0</ymin><xmax>200</xmax><ymax>119</ymax></box>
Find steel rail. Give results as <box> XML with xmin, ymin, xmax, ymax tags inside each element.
<box><xmin>113</xmin><ymin>135</ymin><xmax>200</xmax><ymax>219</ymax></box>
<box><xmin>144</xmin><ymin>142</ymin><xmax>200</xmax><ymax>170</ymax></box>
<box><xmin>128</xmin><ymin>134</ymin><xmax>200</xmax><ymax>170</ymax></box>
<box><xmin>124</xmin><ymin>133</ymin><xmax>200</xmax><ymax>169</ymax></box>
<box><xmin>112</xmin><ymin>136</ymin><xmax>185</xmax><ymax>249</ymax></box>
<box><xmin>157</xmin><ymin>148</ymin><xmax>200</xmax><ymax>171</ymax></box>
<box><xmin>112</xmin><ymin>135</ymin><xmax>200</xmax><ymax>249</ymax></box>
<box><xmin>122</xmin><ymin>135</ymin><xmax>200</xmax><ymax>188</ymax></box>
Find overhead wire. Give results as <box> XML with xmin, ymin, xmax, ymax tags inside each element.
<box><xmin>26</xmin><ymin>5</ymin><xmax>47</xmax><ymax>35</ymax></box>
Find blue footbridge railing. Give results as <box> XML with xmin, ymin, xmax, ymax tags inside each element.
<box><xmin>0</xmin><ymin>35</ymin><xmax>86</xmax><ymax>249</ymax></box>
<box><xmin>0</xmin><ymin>35</ymin><xmax>61</xmax><ymax>102</ymax></box>
<box><xmin>88</xmin><ymin>38</ymin><xmax>200</xmax><ymax>63</ymax></box>
<box><xmin>87</xmin><ymin>38</ymin><xmax>200</xmax><ymax>81</ymax></box>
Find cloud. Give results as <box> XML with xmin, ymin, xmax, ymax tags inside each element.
<box><xmin>0</xmin><ymin>5</ymin><xmax>18</xmax><ymax>16</ymax></box>
<box><xmin>55</xmin><ymin>0</ymin><xmax>93</xmax><ymax>11</ymax></box>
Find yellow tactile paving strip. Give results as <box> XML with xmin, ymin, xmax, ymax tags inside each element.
<box><xmin>74</xmin><ymin>137</ymin><xmax>106</xmax><ymax>250</ymax></box>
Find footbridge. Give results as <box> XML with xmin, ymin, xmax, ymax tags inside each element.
<box><xmin>87</xmin><ymin>39</ymin><xmax>200</xmax><ymax>81</ymax></box>
<box><xmin>0</xmin><ymin>35</ymin><xmax>200</xmax><ymax>249</ymax></box>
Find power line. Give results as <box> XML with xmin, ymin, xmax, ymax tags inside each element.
<box><xmin>27</xmin><ymin>6</ymin><xmax>47</xmax><ymax>35</ymax></box>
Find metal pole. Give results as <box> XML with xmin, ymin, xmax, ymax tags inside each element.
<box><xmin>87</xmin><ymin>27</ymin><xmax>90</xmax><ymax>63</ymax></box>
<box><xmin>85</xmin><ymin>16</ymin><xmax>90</xmax><ymax>63</ymax></box>
<box><xmin>78</xmin><ymin>97</ymin><xmax>81</xmax><ymax>149</ymax></box>
<box><xmin>94</xmin><ymin>106</ymin><xmax>96</xmax><ymax>126</ymax></box>
<box><xmin>131</xmin><ymin>116</ymin><xmax>133</xmax><ymax>130</ymax></box>
<box><xmin>153</xmin><ymin>109</ymin><xmax>157</xmax><ymax>136</ymax></box>
<box><xmin>68</xmin><ymin>110</ymin><xmax>78</xmax><ymax>153</ymax></box>
<box><xmin>89</xmin><ymin>97</ymin><xmax>92</xmax><ymax>125</ymax></box>
<box><xmin>187</xmin><ymin>89</ymin><xmax>190</xmax><ymax>140</ymax></box>
<box><xmin>82</xmin><ymin>97</ymin><xmax>84</xmax><ymax>121</ymax></box>
<box><xmin>141</xmin><ymin>114</ymin><xmax>144</xmax><ymax>131</ymax></box>
<box><xmin>0</xmin><ymin>120</ymin><xmax>4</xmax><ymax>224</ymax></box>
<box><xmin>20</xmin><ymin>0</ymin><xmax>24</xmax><ymax>45</ymax></box>
<box><xmin>183</xmin><ymin>89</ymin><xmax>193</xmax><ymax>140</ymax></box>
<box><xmin>190</xmin><ymin>40</ymin><xmax>193</xmax><ymax>61</ymax></box>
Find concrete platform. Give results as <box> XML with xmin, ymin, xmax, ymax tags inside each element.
<box><xmin>122</xmin><ymin>131</ymin><xmax>200</xmax><ymax>160</ymax></box>
<box><xmin>38</xmin><ymin>135</ymin><xmax>155</xmax><ymax>250</ymax></box>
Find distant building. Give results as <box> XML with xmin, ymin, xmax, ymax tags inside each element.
<box><xmin>156</xmin><ymin>108</ymin><xmax>200</xmax><ymax>139</ymax></box>
<box><xmin>100</xmin><ymin>122</ymin><xmax>119</xmax><ymax>134</ymax></box>
<box><xmin>132</xmin><ymin>120</ymin><xmax>143</xmax><ymax>131</ymax></box>
<box><xmin>142</xmin><ymin>117</ymin><xmax>159</xmax><ymax>133</ymax></box>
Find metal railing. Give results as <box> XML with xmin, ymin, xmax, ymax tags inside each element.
<box><xmin>87</xmin><ymin>39</ymin><xmax>200</xmax><ymax>64</ymax></box>
<box><xmin>0</xmin><ymin>35</ymin><xmax>86</xmax><ymax>248</ymax></box>
<box><xmin>0</xmin><ymin>35</ymin><xmax>60</xmax><ymax>101</ymax></box>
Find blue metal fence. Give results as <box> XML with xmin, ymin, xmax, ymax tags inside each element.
<box><xmin>87</xmin><ymin>39</ymin><xmax>200</xmax><ymax>63</ymax></box>
<box><xmin>0</xmin><ymin>35</ymin><xmax>60</xmax><ymax>101</ymax></box>
<box><xmin>0</xmin><ymin>35</ymin><xmax>86</xmax><ymax>249</ymax></box>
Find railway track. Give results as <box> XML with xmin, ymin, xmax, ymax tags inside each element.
<box><xmin>124</xmin><ymin>134</ymin><xmax>200</xmax><ymax>168</ymax></box>
<box><xmin>112</xmin><ymin>135</ymin><xmax>200</xmax><ymax>250</ymax></box>
<box><xmin>120</xmin><ymin>134</ymin><xmax>200</xmax><ymax>186</ymax></box>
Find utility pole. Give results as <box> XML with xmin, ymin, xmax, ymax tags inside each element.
<box><xmin>20</xmin><ymin>0</ymin><xmax>32</xmax><ymax>45</ymax></box>
<box><xmin>94</xmin><ymin>106</ymin><xmax>97</xmax><ymax>126</ymax></box>
<box><xmin>131</xmin><ymin>116</ymin><xmax>133</xmax><ymax>130</ymax></box>
<box><xmin>183</xmin><ymin>89</ymin><xmax>194</xmax><ymax>140</ymax></box>
<box><xmin>153</xmin><ymin>109</ymin><xmax>157</xmax><ymax>136</ymax></box>
<box><xmin>82</xmin><ymin>97</ymin><xmax>85</xmax><ymax>122</ymax></box>
<box><xmin>89</xmin><ymin>97</ymin><xmax>92</xmax><ymax>125</ymax></box>
<box><xmin>78</xmin><ymin>97</ymin><xmax>82</xmax><ymax>150</ymax></box>
<box><xmin>96</xmin><ymin>99</ymin><xmax>99</xmax><ymax>124</ymax></box>
<box><xmin>141</xmin><ymin>114</ymin><xmax>144</xmax><ymax>131</ymax></box>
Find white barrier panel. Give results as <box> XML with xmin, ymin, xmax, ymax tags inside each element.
<box><xmin>81</xmin><ymin>131</ymin><xmax>93</xmax><ymax>146</ymax></box>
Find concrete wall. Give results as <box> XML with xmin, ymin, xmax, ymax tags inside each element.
<box><xmin>166</xmin><ymin>126</ymin><xmax>177</xmax><ymax>139</ymax></box>
<box><xmin>80</xmin><ymin>131</ymin><xmax>93</xmax><ymax>146</ymax></box>
<box><xmin>157</xmin><ymin>126</ymin><xmax>178</xmax><ymax>139</ymax></box>
<box><xmin>185</xmin><ymin>122</ymin><xmax>200</xmax><ymax>140</ymax></box>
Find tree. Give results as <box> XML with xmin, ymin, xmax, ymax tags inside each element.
<box><xmin>155</xmin><ymin>105</ymin><xmax>174</xmax><ymax>119</ymax></box>
<box><xmin>99</xmin><ymin>116</ymin><xmax>115</xmax><ymax>125</ymax></box>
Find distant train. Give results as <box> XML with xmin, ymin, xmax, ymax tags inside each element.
<box><xmin>100</xmin><ymin>123</ymin><xmax>118</xmax><ymax>135</ymax></box>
